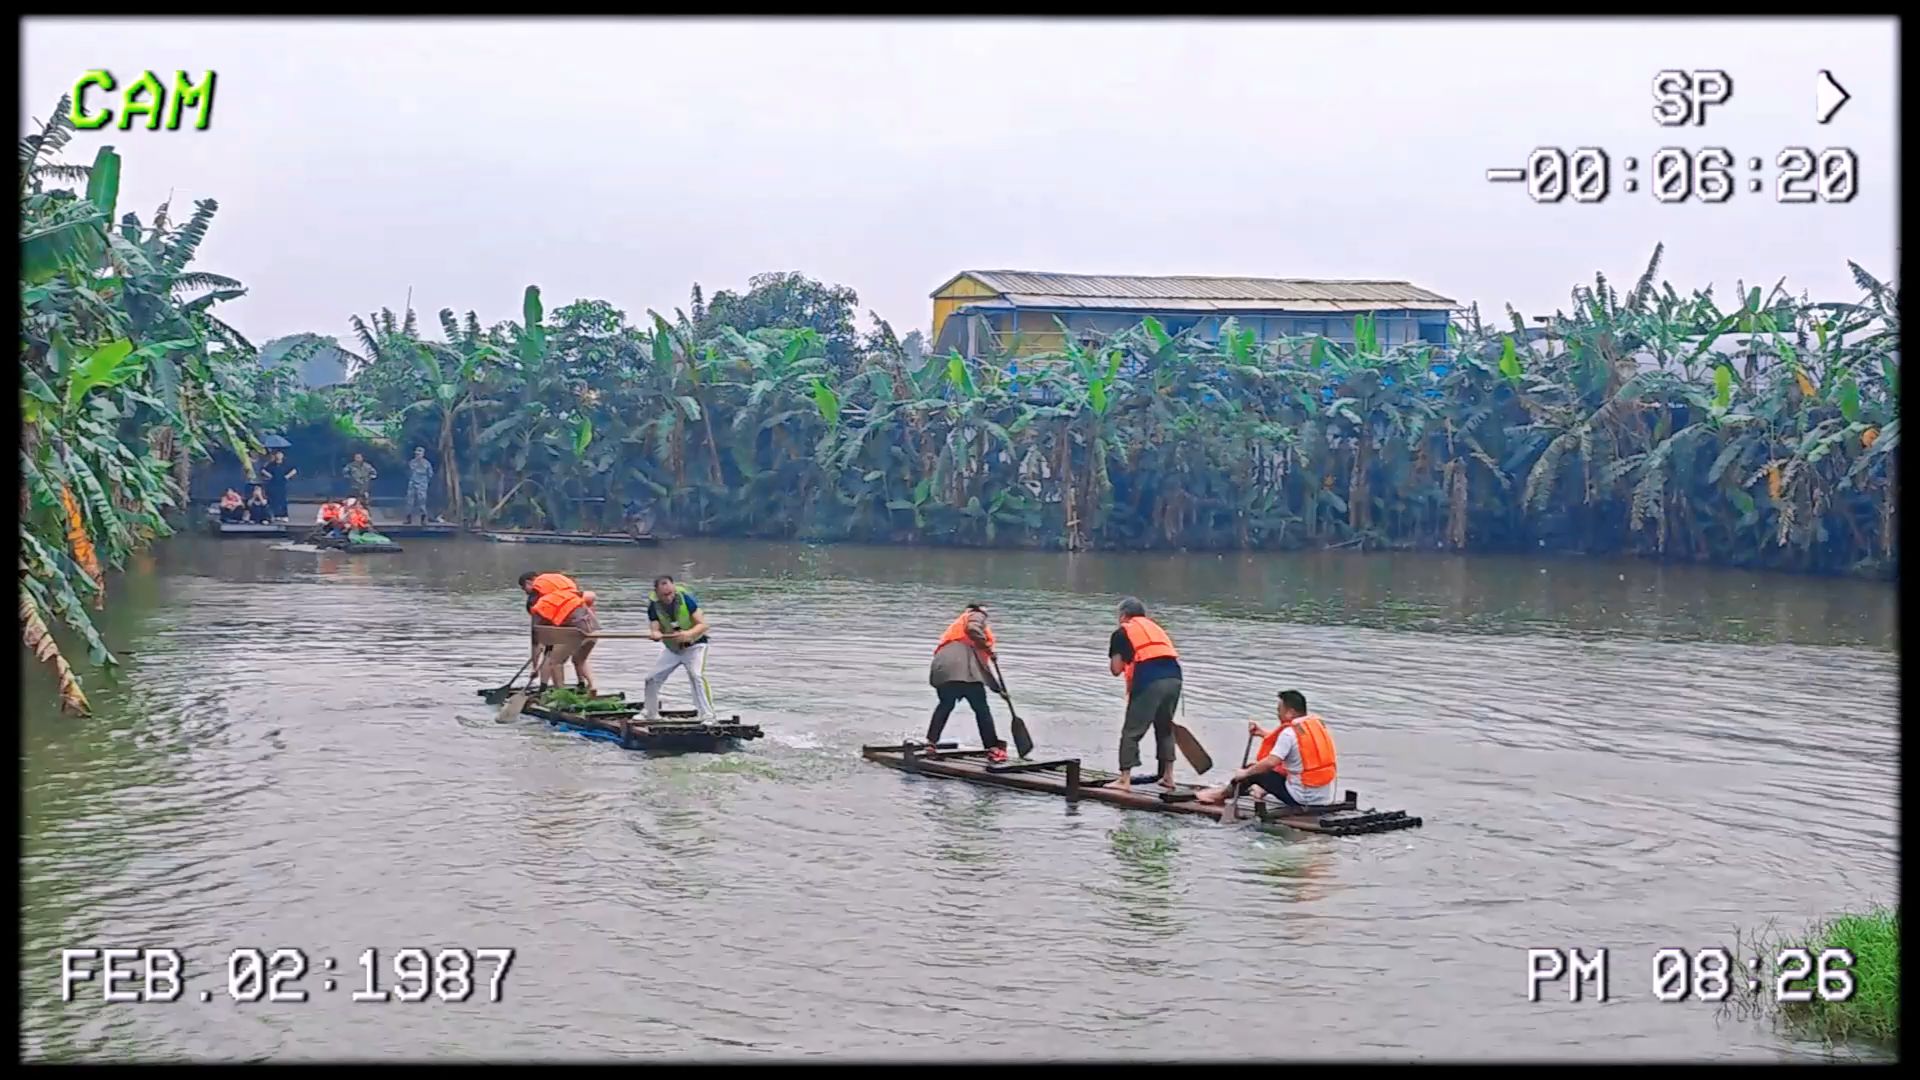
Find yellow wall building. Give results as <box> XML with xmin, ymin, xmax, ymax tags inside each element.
<box><xmin>929</xmin><ymin>270</ymin><xmax>1457</xmax><ymax>359</ymax></box>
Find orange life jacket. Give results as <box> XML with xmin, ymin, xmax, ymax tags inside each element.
<box><xmin>1257</xmin><ymin>714</ymin><xmax>1337</xmax><ymax>788</ymax></box>
<box><xmin>1120</xmin><ymin>616</ymin><xmax>1178</xmax><ymax>691</ymax></box>
<box><xmin>530</xmin><ymin>588</ymin><xmax>587</xmax><ymax>626</ymax></box>
<box><xmin>345</xmin><ymin>506</ymin><xmax>371</xmax><ymax>530</ymax></box>
<box><xmin>934</xmin><ymin>610</ymin><xmax>995</xmax><ymax>653</ymax></box>
<box><xmin>529</xmin><ymin>573</ymin><xmax>578</xmax><ymax>597</ymax></box>
<box><xmin>319</xmin><ymin>502</ymin><xmax>343</xmax><ymax>523</ymax></box>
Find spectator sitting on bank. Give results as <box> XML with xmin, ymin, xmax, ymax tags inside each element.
<box><xmin>218</xmin><ymin>489</ymin><xmax>246</xmax><ymax>523</ymax></box>
<box><xmin>245</xmin><ymin>486</ymin><xmax>274</xmax><ymax>523</ymax></box>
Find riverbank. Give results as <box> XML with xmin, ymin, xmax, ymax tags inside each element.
<box><xmin>1778</xmin><ymin>906</ymin><xmax>1899</xmax><ymax>1045</ymax></box>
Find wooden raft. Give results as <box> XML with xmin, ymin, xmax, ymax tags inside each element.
<box><xmin>475</xmin><ymin>687</ymin><xmax>761</xmax><ymax>753</ymax></box>
<box><xmin>474</xmin><ymin>528</ymin><xmax>658</xmax><ymax>547</ymax></box>
<box><xmin>860</xmin><ymin>743</ymin><xmax>1423</xmax><ymax>836</ymax></box>
<box><xmin>367</xmin><ymin>521</ymin><xmax>460</xmax><ymax>538</ymax></box>
<box><xmin>205</xmin><ymin>518</ymin><xmax>287</xmax><ymax>538</ymax></box>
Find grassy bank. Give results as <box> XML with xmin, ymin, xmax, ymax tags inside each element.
<box><xmin>1736</xmin><ymin>905</ymin><xmax>1900</xmax><ymax>1048</ymax></box>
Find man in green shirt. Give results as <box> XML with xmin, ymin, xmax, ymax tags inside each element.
<box><xmin>344</xmin><ymin>452</ymin><xmax>378</xmax><ymax>505</ymax></box>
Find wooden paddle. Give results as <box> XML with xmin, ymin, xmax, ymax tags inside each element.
<box><xmin>1220</xmin><ymin>730</ymin><xmax>1256</xmax><ymax>824</ymax></box>
<box><xmin>531</xmin><ymin>626</ymin><xmax>660</xmax><ymax>645</ymax></box>
<box><xmin>494</xmin><ymin>654</ymin><xmax>536</xmax><ymax>694</ymax></box>
<box><xmin>1173</xmin><ymin>691</ymin><xmax>1213</xmax><ymax>774</ymax></box>
<box><xmin>494</xmin><ymin>647</ymin><xmax>548</xmax><ymax>723</ymax></box>
<box><xmin>989</xmin><ymin>656</ymin><xmax>1035</xmax><ymax>760</ymax></box>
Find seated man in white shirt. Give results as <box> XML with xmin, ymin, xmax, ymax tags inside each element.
<box><xmin>1196</xmin><ymin>689</ymin><xmax>1339</xmax><ymax>809</ymax></box>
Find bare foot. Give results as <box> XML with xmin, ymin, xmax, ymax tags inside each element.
<box><xmin>1194</xmin><ymin>786</ymin><xmax>1227</xmax><ymax>805</ymax></box>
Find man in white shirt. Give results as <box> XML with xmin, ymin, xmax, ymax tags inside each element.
<box><xmin>1196</xmin><ymin>689</ymin><xmax>1338</xmax><ymax>809</ymax></box>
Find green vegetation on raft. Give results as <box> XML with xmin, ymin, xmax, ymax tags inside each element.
<box><xmin>537</xmin><ymin>687</ymin><xmax>629</xmax><ymax>713</ymax></box>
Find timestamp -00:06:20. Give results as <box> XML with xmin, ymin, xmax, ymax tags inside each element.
<box><xmin>228</xmin><ymin>947</ymin><xmax>513</xmax><ymax>1003</ymax></box>
<box><xmin>1525</xmin><ymin>147</ymin><xmax>1857</xmax><ymax>205</ymax></box>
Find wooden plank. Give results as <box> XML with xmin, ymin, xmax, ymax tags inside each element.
<box><xmin>860</xmin><ymin>737</ymin><xmax>956</xmax><ymax>749</ymax></box>
<box><xmin>475</xmin><ymin>529</ymin><xmax>657</xmax><ymax>547</ymax></box>
<box><xmin>985</xmin><ymin>757</ymin><xmax>1080</xmax><ymax>775</ymax></box>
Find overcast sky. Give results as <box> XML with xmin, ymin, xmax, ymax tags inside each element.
<box><xmin>21</xmin><ymin>18</ymin><xmax>1899</xmax><ymax>347</ymax></box>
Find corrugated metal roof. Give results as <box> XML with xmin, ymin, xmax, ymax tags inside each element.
<box><xmin>941</xmin><ymin>270</ymin><xmax>1455</xmax><ymax>309</ymax></box>
<box><xmin>959</xmin><ymin>295</ymin><xmax>1444</xmax><ymax>314</ymax></box>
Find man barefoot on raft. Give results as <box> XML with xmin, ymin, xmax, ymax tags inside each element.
<box><xmin>1196</xmin><ymin>689</ymin><xmax>1339</xmax><ymax>810</ymax></box>
<box><xmin>528</xmin><ymin>578</ymin><xmax>600</xmax><ymax>694</ymax></box>
<box><xmin>1107</xmin><ymin>596</ymin><xmax>1183</xmax><ymax>793</ymax></box>
<box><xmin>520</xmin><ymin>571</ymin><xmax>580</xmax><ymax>672</ymax></box>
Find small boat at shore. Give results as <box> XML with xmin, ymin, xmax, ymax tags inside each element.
<box><xmin>475</xmin><ymin>686</ymin><xmax>761</xmax><ymax>753</ymax></box>
<box><xmin>474</xmin><ymin>528</ymin><xmax>658</xmax><ymax>547</ymax></box>
<box><xmin>369</xmin><ymin>521</ymin><xmax>460</xmax><ymax>538</ymax></box>
<box><xmin>860</xmin><ymin>742</ymin><xmax>1423</xmax><ymax>836</ymax></box>
<box><xmin>204</xmin><ymin>517</ymin><xmax>287</xmax><ymax>538</ymax></box>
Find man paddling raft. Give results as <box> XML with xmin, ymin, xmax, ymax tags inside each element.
<box><xmin>926</xmin><ymin>603</ymin><xmax>1010</xmax><ymax>764</ymax></box>
<box><xmin>520</xmin><ymin>571</ymin><xmax>599</xmax><ymax>692</ymax></box>
<box><xmin>644</xmin><ymin>575</ymin><xmax>715</xmax><ymax>722</ymax></box>
<box><xmin>1107</xmin><ymin>596</ymin><xmax>1183</xmax><ymax>793</ymax></box>
<box><xmin>521</xmin><ymin>570</ymin><xmax>576</xmax><ymax>667</ymax></box>
<box><xmin>1196</xmin><ymin>690</ymin><xmax>1338</xmax><ymax>810</ymax></box>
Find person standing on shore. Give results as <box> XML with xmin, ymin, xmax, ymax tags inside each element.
<box><xmin>344</xmin><ymin>452</ymin><xmax>378</xmax><ymax>506</ymax></box>
<box><xmin>405</xmin><ymin>447</ymin><xmax>434</xmax><ymax>524</ymax></box>
<box><xmin>261</xmin><ymin>450</ymin><xmax>296</xmax><ymax>522</ymax></box>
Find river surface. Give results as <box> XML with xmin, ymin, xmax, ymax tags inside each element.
<box><xmin>20</xmin><ymin>537</ymin><xmax>1899</xmax><ymax>1062</ymax></box>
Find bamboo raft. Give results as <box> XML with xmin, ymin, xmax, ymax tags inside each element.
<box><xmin>310</xmin><ymin>532</ymin><xmax>404</xmax><ymax>554</ymax></box>
<box><xmin>860</xmin><ymin>743</ymin><xmax>1423</xmax><ymax>836</ymax></box>
<box><xmin>368</xmin><ymin>521</ymin><xmax>460</xmax><ymax>538</ymax></box>
<box><xmin>476</xmin><ymin>686</ymin><xmax>761</xmax><ymax>753</ymax></box>
<box><xmin>474</xmin><ymin>529</ymin><xmax>659</xmax><ymax>547</ymax></box>
<box><xmin>205</xmin><ymin>518</ymin><xmax>287</xmax><ymax>538</ymax></box>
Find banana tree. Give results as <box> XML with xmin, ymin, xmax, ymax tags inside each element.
<box><xmin>411</xmin><ymin>310</ymin><xmax>504</xmax><ymax>517</ymax></box>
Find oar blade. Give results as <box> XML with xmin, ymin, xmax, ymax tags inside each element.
<box><xmin>1174</xmin><ymin>723</ymin><xmax>1213</xmax><ymax>774</ymax></box>
<box><xmin>495</xmin><ymin>689</ymin><xmax>530</xmax><ymax>723</ymax></box>
<box><xmin>991</xmin><ymin>657</ymin><xmax>1035</xmax><ymax>760</ymax></box>
<box><xmin>1009</xmin><ymin>711</ymin><xmax>1035</xmax><ymax>759</ymax></box>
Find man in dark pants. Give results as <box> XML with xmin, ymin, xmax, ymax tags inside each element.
<box><xmin>1108</xmin><ymin>596</ymin><xmax>1183</xmax><ymax>792</ymax></box>
<box><xmin>260</xmin><ymin>450</ymin><xmax>296</xmax><ymax>522</ymax></box>
<box><xmin>926</xmin><ymin>602</ymin><xmax>1007</xmax><ymax>763</ymax></box>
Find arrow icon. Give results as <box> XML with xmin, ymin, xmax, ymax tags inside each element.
<box><xmin>1816</xmin><ymin>70</ymin><xmax>1850</xmax><ymax>124</ymax></box>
